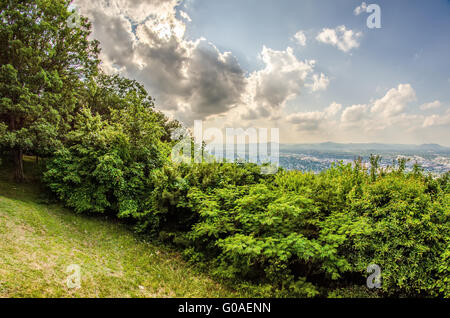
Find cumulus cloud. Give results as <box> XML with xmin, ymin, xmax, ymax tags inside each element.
<box><xmin>287</xmin><ymin>111</ymin><xmax>324</xmax><ymax>131</ymax></box>
<box><xmin>284</xmin><ymin>83</ymin><xmax>446</xmax><ymax>142</ymax></box>
<box><xmin>316</xmin><ymin>25</ymin><xmax>362</xmax><ymax>53</ymax></box>
<box><xmin>133</xmin><ymin>25</ymin><xmax>246</xmax><ymax>124</ymax></box>
<box><xmin>341</xmin><ymin>104</ymin><xmax>368</xmax><ymax>123</ymax></box>
<box><xmin>179</xmin><ymin>10</ymin><xmax>192</xmax><ymax>22</ymax></box>
<box><xmin>324</xmin><ymin>102</ymin><xmax>342</xmax><ymax>117</ymax></box>
<box><xmin>287</xmin><ymin>102</ymin><xmax>342</xmax><ymax>131</ymax></box>
<box><xmin>74</xmin><ymin>0</ymin><xmax>329</xmax><ymax>126</ymax></box>
<box><xmin>307</xmin><ymin>73</ymin><xmax>330</xmax><ymax>92</ymax></box>
<box><xmin>354</xmin><ymin>2</ymin><xmax>368</xmax><ymax>16</ymax></box>
<box><xmin>371</xmin><ymin>84</ymin><xmax>416</xmax><ymax>118</ymax></box>
<box><xmin>75</xmin><ymin>0</ymin><xmax>180</xmax><ymax>24</ymax></box>
<box><xmin>241</xmin><ymin>46</ymin><xmax>316</xmax><ymax>120</ymax></box>
<box><xmin>420</xmin><ymin>100</ymin><xmax>441</xmax><ymax>110</ymax></box>
<box><xmin>72</xmin><ymin>1</ymin><xmax>448</xmax><ymax>145</ymax></box>
<box><xmin>280</xmin><ymin>83</ymin><xmax>446</xmax><ymax>143</ymax></box>
<box><xmin>423</xmin><ymin>109</ymin><xmax>450</xmax><ymax>127</ymax></box>
<box><xmin>339</xmin><ymin>84</ymin><xmax>418</xmax><ymax>132</ymax></box>
<box><xmin>74</xmin><ymin>0</ymin><xmax>247</xmax><ymax>125</ymax></box>
<box><xmin>293</xmin><ymin>31</ymin><xmax>307</xmax><ymax>46</ymax></box>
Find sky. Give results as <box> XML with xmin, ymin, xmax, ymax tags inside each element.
<box><xmin>73</xmin><ymin>0</ymin><xmax>450</xmax><ymax>146</ymax></box>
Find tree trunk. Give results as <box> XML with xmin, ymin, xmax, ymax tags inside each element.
<box><xmin>9</xmin><ymin>114</ymin><xmax>24</xmax><ymax>182</ymax></box>
<box><xmin>13</xmin><ymin>149</ymin><xmax>24</xmax><ymax>182</ymax></box>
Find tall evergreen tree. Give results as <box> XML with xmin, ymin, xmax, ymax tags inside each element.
<box><xmin>0</xmin><ymin>0</ymin><xmax>99</xmax><ymax>180</ymax></box>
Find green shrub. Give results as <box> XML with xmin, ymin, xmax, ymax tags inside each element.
<box><xmin>45</xmin><ymin>138</ymin><xmax>450</xmax><ymax>297</ymax></box>
<box><xmin>43</xmin><ymin>106</ymin><xmax>168</xmax><ymax>217</ymax></box>
<box><xmin>181</xmin><ymin>162</ymin><xmax>449</xmax><ymax>297</ymax></box>
<box><xmin>326</xmin><ymin>172</ymin><xmax>449</xmax><ymax>297</ymax></box>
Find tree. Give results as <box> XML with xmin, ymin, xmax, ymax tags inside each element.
<box><xmin>0</xmin><ymin>0</ymin><xmax>99</xmax><ymax>181</ymax></box>
<box><xmin>82</xmin><ymin>73</ymin><xmax>181</xmax><ymax>142</ymax></box>
<box><xmin>43</xmin><ymin>71</ymin><xmax>179</xmax><ymax>220</ymax></box>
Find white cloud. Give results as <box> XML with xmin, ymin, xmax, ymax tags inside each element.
<box><xmin>324</xmin><ymin>102</ymin><xmax>342</xmax><ymax>117</ymax></box>
<box><xmin>354</xmin><ymin>2</ymin><xmax>368</xmax><ymax>16</ymax></box>
<box><xmin>287</xmin><ymin>102</ymin><xmax>342</xmax><ymax>131</ymax></box>
<box><xmin>420</xmin><ymin>100</ymin><xmax>441</xmax><ymax>110</ymax></box>
<box><xmin>287</xmin><ymin>111</ymin><xmax>324</xmax><ymax>131</ymax></box>
<box><xmin>316</xmin><ymin>25</ymin><xmax>362</xmax><ymax>53</ymax></box>
<box><xmin>281</xmin><ymin>83</ymin><xmax>447</xmax><ymax>143</ymax></box>
<box><xmin>74</xmin><ymin>0</ymin><xmax>247</xmax><ymax>125</ymax></box>
<box><xmin>75</xmin><ymin>0</ymin><xmax>180</xmax><ymax>24</ymax></box>
<box><xmin>293</xmin><ymin>31</ymin><xmax>307</xmax><ymax>46</ymax></box>
<box><xmin>423</xmin><ymin>109</ymin><xmax>450</xmax><ymax>127</ymax></box>
<box><xmin>339</xmin><ymin>84</ymin><xmax>420</xmax><ymax>133</ymax></box>
<box><xmin>341</xmin><ymin>104</ymin><xmax>368</xmax><ymax>123</ymax></box>
<box><xmin>241</xmin><ymin>46</ymin><xmax>316</xmax><ymax>120</ymax></box>
<box><xmin>283</xmin><ymin>83</ymin><xmax>447</xmax><ymax>143</ymax></box>
<box><xmin>371</xmin><ymin>84</ymin><xmax>416</xmax><ymax>118</ymax></box>
<box><xmin>307</xmin><ymin>73</ymin><xmax>330</xmax><ymax>92</ymax></box>
<box><xmin>179</xmin><ymin>10</ymin><xmax>192</xmax><ymax>22</ymax></box>
<box><xmin>74</xmin><ymin>0</ymin><xmax>328</xmax><ymax>125</ymax></box>
<box><xmin>72</xmin><ymin>1</ymin><xmax>449</xmax><ymax>145</ymax></box>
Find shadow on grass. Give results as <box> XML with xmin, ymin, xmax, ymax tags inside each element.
<box><xmin>0</xmin><ymin>155</ymin><xmax>132</xmax><ymax>231</ymax></box>
<box><xmin>0</xmin><ymin>154</ymin><xmax>171</xmax><ymax>252</ymax></box>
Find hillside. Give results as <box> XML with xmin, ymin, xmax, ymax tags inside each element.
<box><xmin>0</xmin><ymin>159</ymin><xmax>240</xmax><ymax>298</ymax></box>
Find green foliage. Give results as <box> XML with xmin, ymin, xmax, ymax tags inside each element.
<box><xmin>96</xmin><ymin>158</ymin><xmax>447</xmax><ymax>298</ymax></box>
<box><xmin>2</xmin><ymin>0</ymin><xmax>448</xmax><ymax>298</ymax></box>
<box><xmin>43</xmin><ymin>102</ymin><xmax>169</xmax><ymax>217</ymax></box>
<box><xmin>0</xmin><ymin>0</ymin><xmax>100</xmax><ymax>180</ymax></box>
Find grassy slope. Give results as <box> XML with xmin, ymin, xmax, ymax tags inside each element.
<box><xmin>0</xmin><ymin>158</ymin><xmax>240</xmax><ymax>298</ymax></box>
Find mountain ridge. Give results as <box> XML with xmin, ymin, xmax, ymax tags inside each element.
<box><xmin>279</xmin><ymin>142</ymin><xmax>450</xmax><ymax>152</ymax></box>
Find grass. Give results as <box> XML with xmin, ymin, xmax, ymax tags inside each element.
<box><xmin>0</xmin><ymin>157</ymin><xmax>242</xmax><ymax>298</ymax></box>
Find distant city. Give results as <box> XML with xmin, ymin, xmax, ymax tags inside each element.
<box><xmin>278</xmin><ymin>143</ymin><xmax>450</xmax><ymax>175</ymax></box>
<box><xmin>209</xmin><ymin>142</ymin><xmax>450</xmax><ymax>175</ymax></box>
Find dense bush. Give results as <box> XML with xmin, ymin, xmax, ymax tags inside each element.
<box><xmin>44</xmin><ymin>131</ymin><xmax>450</xmax><ymax>297</ymax></box>
<box><xmin>43</xmin><ymin>103</ymin><xmax>170</xmax><ymax>216</ymax></box>
<box><xmin>174</xmin><ymin>162</ymin><xmax>448</xmax><ymax>297</ymax></box>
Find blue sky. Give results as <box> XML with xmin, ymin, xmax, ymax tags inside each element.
<box><xmin>183</xmin><ymin>0</ymin><xmax>450</xmax><ymax>112</ymax></box>
<box><xmin>75</xmin><ymin>0</ymin><xmax>450</xmax><ymax>145</ymax></box>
